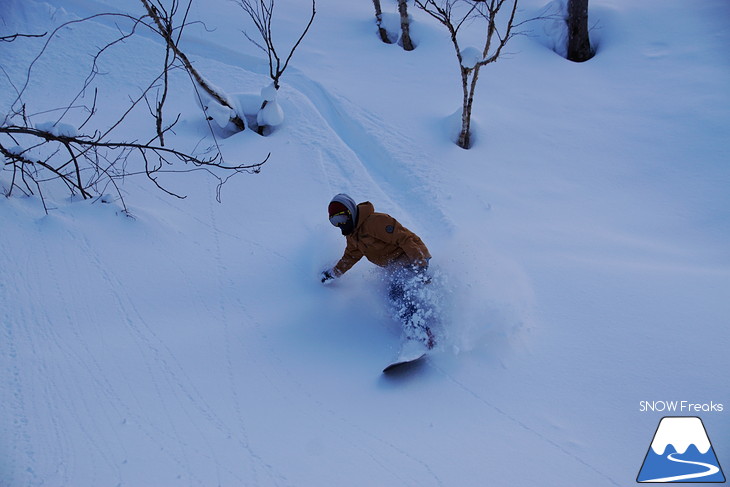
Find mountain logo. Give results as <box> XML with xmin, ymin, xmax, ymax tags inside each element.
<box><xmin>637</xmin><ymin>416</ymin><xmax>726</xmax><ymax>483</ymax></box>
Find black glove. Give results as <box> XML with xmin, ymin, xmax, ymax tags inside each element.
<box><xmin>320</xmin><ymin>269</ymin><xmax>335</xmax><ymax>283</ymax></box>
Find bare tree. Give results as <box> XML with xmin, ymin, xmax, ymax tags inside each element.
<box><xmin>1</xmin><ymin>11</ymin><xmax>267</xmax><ymax>214</ymax></box>
<box><xmin>415</xmin><ymin>0</ymin><xmax>519</xmax><ymax>149</ymax></box>
<box><xmin>234</xmin><ymin>0</ymin><xmax>315</xmax><ymax>134</ymax></box>
<box><xmin>372</xmin><ymin>0</ymin><xmax>393</xmax><ymax>44</ymax></box>
<box><xmin>566</xmin><ymin>0</ymin><xmax>592</xmax><ymax>62</ymax></box>
<box><xmin>235</xmin><ymin>0</ymin><xmax>316</xmax><ymax>91</ymax></box>
<box><xmin>371</xmin><ymin>0</ymin><xmax>414</xmax><ymax>50</ymax></box>
<box><xmin>397</xmin><ymin>0</ymin><xmax>415</xmax><ymax>51</ymax></box>
<box><xmin>141</xmin><ymin>0</ymin><xmax>246</xmax><ymax>132</ymax></box>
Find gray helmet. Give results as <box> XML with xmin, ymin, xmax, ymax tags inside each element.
<box><xmin>328</xmin><ymin>193</ymin><xmax>358</xmax><ymax>226</ymax></box>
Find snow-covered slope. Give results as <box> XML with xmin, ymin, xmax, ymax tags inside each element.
<box><xmin>1</xmin><ymin>0</ymin><xmax>728</xmax><ymax>486</ymax></box>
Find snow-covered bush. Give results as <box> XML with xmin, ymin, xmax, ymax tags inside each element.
<box><xmin>256</xmin><ymin>83</ymin><xmax>285</xmax><ymax>134</ymax></box>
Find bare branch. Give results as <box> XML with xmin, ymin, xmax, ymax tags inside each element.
<box><xmin>8</xmin><ymin>13</ymin><xmax>145</xmax><ymax>125</ymax></box>
<box><xmin>0</xmin><ymin>32</ymin><xmax>47</xmax><ymax>42</ymax></box>
<box><xmin>1</xmin><ymin>125</ymin><xmax>269</xmax><ymax>209</ymax></box>
<box><xmin>2</xmin><ymin>2</ymin><xmax>269</xmax><ymax>213</ymax></box>
<box><xmin>280</xmin><ymin>1</ymin><xmax>316</xmax><ymax>83</ymax></box>
<box><xmin>234</xmin><ymin>0</ymin><xmax>316</xmax><ymax>90</ymax></box>
<box><xmin>141</xmin><ymin>0</ymin><xmax>246</xmax><ymax>131</ymax></box>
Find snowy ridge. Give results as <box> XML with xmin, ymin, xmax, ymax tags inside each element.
<box><xmin>285</xmin><ymin>71</ymin><xmax>453</xmax><ymax>233</ymax></box>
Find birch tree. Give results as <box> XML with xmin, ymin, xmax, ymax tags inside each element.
<box><xmin>371</xmin><ymin>0</ymin><xmax>414</xmax><ymax>50</ymax></box>
<box><xmin>372</xmin><ymin>0</ymin><xmax>393</xmax><ymax>44</ymax></box>
<box><xmin>234</xmin><ymin>0</ymin><xmax>316</xmax><ymax>133</ymax></box>
<box><xmin>397</xmin><ymin>0</ymin><xmax>415</xmax><ymax>51</ymax></box>
<box><xmin>235</xmin><ymin>0</ymin><xmax>316</xmax><ymax>91</ymax></box>
<box><xmin>415</xmin><ymin>0</ymin><xmax>519</xmax><ymax>149</ymax></box>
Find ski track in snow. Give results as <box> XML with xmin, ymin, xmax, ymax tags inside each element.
<box><xmin>63</xmin><ymin>229</ymin><xmax>226</xmax><ymax>485</ymax></box>
<box><xmin>4</xmin><ymin>218</ymin><xmax>125</xmax><ymax>485</ymax></box>
<box><xmin>83</xmin><ymin>218</ymin><xmax>299</xmax><ymax>486</ymax></box>
<box><xmin>428</xmin><ymin>361</ymin><xmax>622</xmax><ymax>487</ymax></box>
<box><xmin>272</xmin><ymin>362</ymin><xmax>446</xmax><ymax>487</ymax></box>
<box><xmin>0</xmin><ymin>205</ymin><xmax>293</xmax><ymax>485</ymax></box>
<box><xmin>204</xmin><ymin>184</ymin><xmax>292</xmax><ymax>486</ymax></box>
<box><xmin>90</xmin><ymin>242</ymin><xmax>290</xmax><ymax>485</ymax></box>
<box><xmin>285</xmin><ymin>71</ymin><xmax>453</xmax><ymax>233</ymax></box>
<box><xmin>2</xmin><ymin>240</ymin><xmax>48</xmax><ymax>486</ymax></box>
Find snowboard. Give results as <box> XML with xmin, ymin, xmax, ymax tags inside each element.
<box><xmin>382</xmin><ymin>352</ymin><xmax>427</xmax><ymax>374</ymax></box>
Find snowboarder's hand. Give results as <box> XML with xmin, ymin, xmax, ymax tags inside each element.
<box><xmin>320</xmin><ymin>269</ymin><xmax>335</xmax><ymax>284</ymax></box>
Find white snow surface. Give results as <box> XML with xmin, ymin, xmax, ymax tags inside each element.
<box><xmin>257</xmin><ymin>99</ymin><xmax>284</xmax><ymax>127</ymax></box>
<box><xmin>1</xmin><ymin>0</ymin><xmax>729</xmax><ymax>486</ymax></box>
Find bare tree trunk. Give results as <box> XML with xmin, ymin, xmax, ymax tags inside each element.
<box><xmin>372</xmin><ymin>0</ymin><xmax>392</xmax><ymax>44</ymax></box>
<box><xmin>458</xmin><ymin>106</ymin><xmax>471</xmax><ymax>149</ymax></box>
<box><xmin>141</xmin><ymin>0</ymin><xmax>245</xmax><ymax>131</ymax></box>
<box><xmin>397</xmin><ymin>0</ymin><xmax>414</xmax><ymax>51</ymax></box>
<box><xmin>155</xmin><ymin>40</ymin><xmax>172</xmax><ymax>145</ymax></box>
<box><xmin>566</xmin><ymin>0</ymin><xmax>592</xmax><ymax>62</ymax></box>
<box><xmin>458</xmin><ymin>64</ymin><xmax>482</xmax><ymax>150</ymax></box>
<box><xmin>458</xmin><ymin>67</ymin><xmax>471</xmax><ymax>149</ymax></box>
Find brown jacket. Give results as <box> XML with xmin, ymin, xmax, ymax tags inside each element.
<box><xmin>333</xmin><ymin>202</ymin><xmax>431</xmax><ymax>277</ymax></box>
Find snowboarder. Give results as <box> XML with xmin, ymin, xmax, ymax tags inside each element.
<box><xmin>321</xmin><ymin>193</ymin><xmax>436</xmax><ymax>349</ymax></box>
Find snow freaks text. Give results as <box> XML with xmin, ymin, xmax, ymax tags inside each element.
<box><xmin>639</xmin><ymin>401</ymin><xmax>724</xmax><ymax>413</ymax></box>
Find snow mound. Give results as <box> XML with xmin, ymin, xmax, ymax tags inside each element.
<box><xmin>460</xmin><ymin>47</ymin><xmax>483</xmax><ymax>69</ymax></box>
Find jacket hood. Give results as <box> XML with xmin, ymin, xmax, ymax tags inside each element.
<box><xmin>330</xmin><ymin>193</ymin><xmax>359</xmax><ymax>225</ymax></box>
<box><xmin>354</xmin><ymin>201</ymin><xmax>374</xmax><ymax>231</ymax></box>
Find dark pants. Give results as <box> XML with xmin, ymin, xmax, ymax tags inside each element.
<box><xmin>387</xmin><ymin>265</ymin><xmax>435</xmax><ymax>349</ymax></box>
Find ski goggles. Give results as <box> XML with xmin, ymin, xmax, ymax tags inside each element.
<box><xmin>329</xmin><ymin>211</ymin><xmax>350</xmax><ymax>227</ymax></box>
